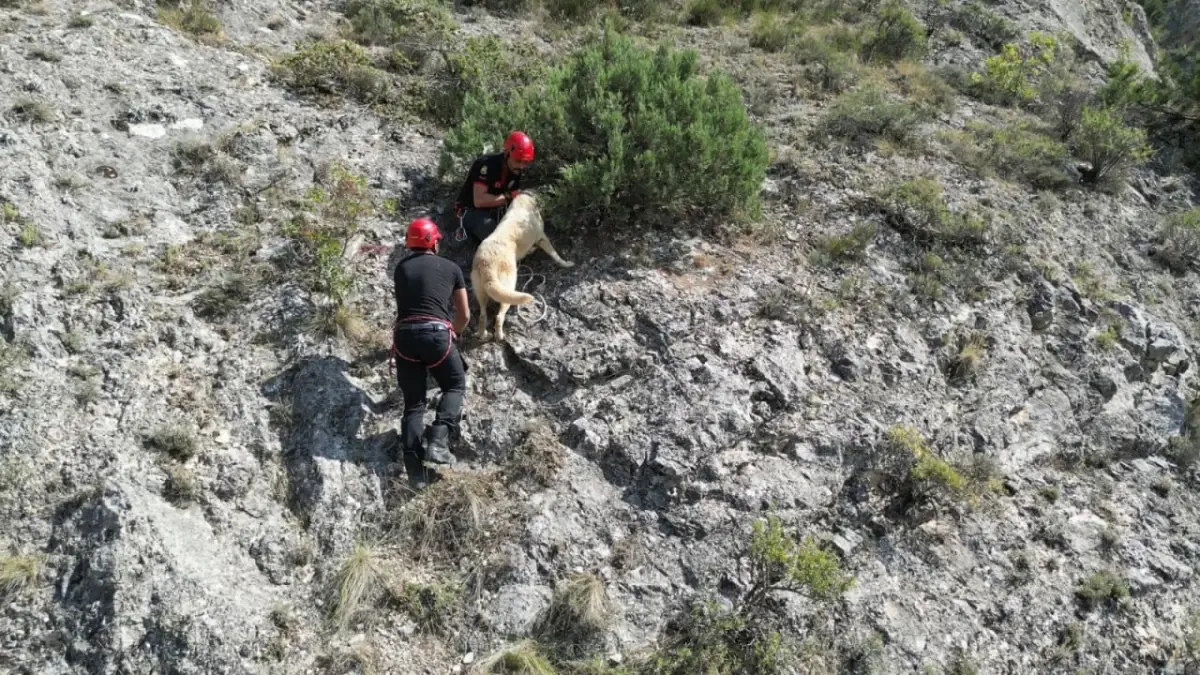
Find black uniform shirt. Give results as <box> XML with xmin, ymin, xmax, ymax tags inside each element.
<box><xmin>456</xmin><ymin>152</ymin><xmax>522</xmax><ymax>209</ymax></box>
<box><xmin>393</xmin><ymin>252</ymin><xmax>464</xmax><ymax>324</ymax></box>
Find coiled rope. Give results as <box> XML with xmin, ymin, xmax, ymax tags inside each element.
<box><xmin>511</xmin><ymin>265</ymin><xmax>549</xmax><ymax>326</ymax></box>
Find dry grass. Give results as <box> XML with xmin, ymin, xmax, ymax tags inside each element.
<box><xmin>317</xmin><ymin>640</ymin><xmax>381</xmax><ymax>675</ymax></box>
<box><xmin>502</xmin><ymin>420</ymin><xmax>566</xmax><ymax>487</ymax></box>
<box><xmin>163</xmin><ymin>464</ymin><xmax>200</xmax><ymax>506</ymax></box>
<box><xmin>471</xmin><ymin>640</ymin><xmax>557</xmax><ymax>675</ymax></box>
<box><xmin>395</xmin><ymin>472</ymin><xmax>495</xmax><ymax>561</ymax></box>
<box><xmin>329</xmin><ymin>542</ymin><xmax>391</xmax><ymax>632</ymax></box>
<box><xmin>145</xmin><ymin>424</ymin><xmax>198</xmax><ymax>460</ymax></box>
<box><xmin>0</xmin><ymin>553</ymin><xmax>43</xmax><ymax>597</ymax></box>
<box><xmin>947</xmin><ymin>331</ymin><xmax>988</xmax><ymax>382</ymax></box>
<box><xmin>533</xmin><ymin>572</ymin><xmax>611</xmax><ymax>653</ymax></box>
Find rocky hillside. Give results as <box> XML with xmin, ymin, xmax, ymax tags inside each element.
<box><xmin>2</xmin><ymin>0</ymin><xmax>1200</xmax><ymax>673</ymax></box>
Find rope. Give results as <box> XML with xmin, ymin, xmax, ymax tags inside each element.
<box><xmin>510</xmin><ymin>265</ymin><xmax>549</xmax><ymax>326</ymax></box>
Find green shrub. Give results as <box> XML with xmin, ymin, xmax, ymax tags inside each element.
<box><xmin>946</xmin><ymin>1</ymin><xmax>1017</xmax><ymax>49</ymax></box>
<box><xmin>877</xmin><ymin>178</ymin><xmax>988</xmax><ymax>248</ymax></box>
<box><xmin>749</xmin><ymin>10</ymin><xmax>799</xmax><ymax>52</ymax></box>
<box><xmin>1154</xmin><ymin>208</ymin><xmax>1200</xmax><ymax>273</ymax></box>
<box><xmin>441</xmin><ymin>29</ymin><xmax>770</xmax><ymax>235</ymax></box>
<box><xmin>813</xmin><ymin>222</ymin><xmax>876</xmax><ymax>264</ymax></box>
<box><xmin>684</xmin><ymin>0</ymin><xmax>724</xmax><ymax>26</ymax></box>
<box><xmin>813</xmin><ymin>85</ymin><xmax>926</xmax><ymax>149</ymax></box>
<box><xmin>1070</xmin><ymin>105</ymin><xmax>1154</xmax><ymax>188</ymax></box>
<box><xmin>969</xmin><ymin>32</ymin><xmax>1067</xmax><ymax>106</ymax></box>
<box><xmin>1074</xmin><ymin>570</ymin><xmax>1130</xmax><ymax>611</ymax></box>
<box><xmin>885</xmin><ymin>425</ymin><xmax>1003</xmax><ymax>506</ymax></box>
<box><xmin>423</xmin><ymin>36</ymin><xmax>549</xmax><ymax>127</ymax></box>
<box><xmin>745</xmin><ymin>515</ymin><xmax>853</xmax><ymax>607</ymax></box>
<box><xmin>637</xmin><ymin>600</ymin><xmax>792</xmax><ymax>675</ymax></box>
<box><xmin>282</xmin><ymin>162</ymin><xmax>374</xmax><ymax>311</ymax></box>
<box><xmin>892</xmin><ymin>61</ymin><xmax>956</xmax><ymax>115</ymax></box>
<box><xmin>157</xmin><ymin>0</ymin><xmax>223</xmax><ymax>40</ymax></box>
<box><xmin>947</xmin><ymin>120</ymin><xmax>1072</xmax><ymax>188</ymax></box>
<box><xmin>271</xmin><ymin>40</ymin><xmax>391</xmax><ymax>104</ymax></box>
<box><xmin>860</xmin><ymin>2</ymin><xmax>927</xmax><ymax>64</ymax></box>
<box><xmin>790</xmin><ymin>24</ymin><xmax>861</xmax><ymax>94</ymax></box>
<box><xmin>343</xmin><ymin>0</ymin><xmax>453</xmax><ymax>49</ymax></box>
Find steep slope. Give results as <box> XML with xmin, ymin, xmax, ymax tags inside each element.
<box><xmin>1</xmin><ymin>0</ymin><xmax>1199</xmax><ymax>674</ymax></box>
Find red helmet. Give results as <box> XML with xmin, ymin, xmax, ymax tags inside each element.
<box><xmin>504</xmin><ymin>131</ymin><xmax>535</xmax><ymax>163</ymax></box>
<box><xmin>405</xmin><ymin>217</ymin><xmax>442</xmax><ymax>250</ymax></box>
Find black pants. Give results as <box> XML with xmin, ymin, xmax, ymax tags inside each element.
<box><xmin>393</xmin><ymin>323</ymin><xmax>467</xmax><ymax>464</ymax></box>
<box><xmin>461</xmin><ymin>207</ymin><xmax>500</xmax><ymax>245</ymax></box>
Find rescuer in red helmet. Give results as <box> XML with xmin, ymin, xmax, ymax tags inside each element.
<box><xmin>452</xmin><ymin>130</ymin><xmax>535</xmax><ymax>246</ymax></box>
<box><xmin>391</xmin><ymin>217</ymin><xmax>471</xmax><ymax>487</ymax></box>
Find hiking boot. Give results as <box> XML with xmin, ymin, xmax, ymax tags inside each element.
<box><xmin>423</xmin><ymin>424</ymin><xmax>456</xmax><ymax>466</ymax></box>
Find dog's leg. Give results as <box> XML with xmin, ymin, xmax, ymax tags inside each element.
<box><xmin>494</xmin><ymin>302</ymin><xmax>511</xmax><ymax>342</ymax></box>
<box><xmin>472</xmin><ymin>273</ymin><xmax>492</xmax><ymax>341</ymax></box>
<box><xmin>536</xmin><ymin>237</ymin><xmax>575</xmax><ymax>268</ymax></box>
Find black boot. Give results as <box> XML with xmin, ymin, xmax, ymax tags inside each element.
<box><xmin>423</xmin><ymin>424</ymin><xmax>456</xmax><ymax>466</ymax></box>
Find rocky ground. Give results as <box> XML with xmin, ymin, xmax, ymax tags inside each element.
<box><xmin>1</xmin><ymin>0</ymin><xmax>1199</xmax><ymax>673</ymax></box>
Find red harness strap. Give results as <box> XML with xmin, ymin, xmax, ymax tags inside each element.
<box><xmin>388</xmin><ymin>315</ymin><xmax>457</xmax><ymax>377</ymax></box>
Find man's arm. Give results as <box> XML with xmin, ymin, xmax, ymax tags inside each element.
<box><xmin>451</xmin><ymin>288</ymin><xmax>470</xmax><ymax>335</ymax></box>
<box><xmin>473</xmin><ymin>182</ymin><xmax>510</xmax><ymax>210</ymax></box>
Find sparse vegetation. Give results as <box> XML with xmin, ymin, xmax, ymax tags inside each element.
<box><xmin>145</xmin><ymin>424</ymin><xmax>198</xmax><ymax>460</ymax></box>
<box><xmin>423</xmin><ymin>35</ymin><xmax>550</xmax><ymax>127</ymax></box>
<box><xmin>1074</xmin><ymin>569</ymin><xmax>1130</xmax><ymax>611</ymax></box>
<box><xmin>813</xmin><ymin>85</ymin><xmax>926</xmax><ymax>149</ymax></box>
<box><xmin>281</xmin><ymin>161</ymin><xmax>375</xmax><ymax>338</ymax></box>
<box><xmin>533</xmin><ymin>572</ymin><xmax>611</xmax><ymax>657</ymax></box>
<box><xmin>743</xmin><ymin>514</ymin><xmax>854</xmax><ymax>608</ymax></box>
<box><xmin>860</xmin><ymin>2</ymin><xmax>926</xmax><ymax>64</ymax></box>
<box><xmin>157</xmin><ymin>0</ymin><xmax>224</xmax><ymax>41</ymax></box>
<box><xmin>163</xmin><ymin>464</ymin><xmax>200</xmax><ymax>506</ymax></box>
<box><xmin>939</xmin><ymin>120</ymin><xmax>1072</xmax><ymax>189</ymax></box>
<box><xmin>390</xmin><ymin>578</ymin><xmax>463</xmax><ymax>634</ymax></box>
<box><xmin>884</xmin><ymin>425</ymin><xmax>1004</xmax><ymax>508</ymax></box>
<box><xmin>272</xmin><ymin>39</ymin><xmax>392</xmax><ymax>105</ymax></box>
<box><xmin>812</xmin><ymin>222</ymin><xmax>877</xmax><ymax>265</ymax></box>
<box><xmin>330</xmin><ymin>543</ymin><xmax>391</xmax><ymax>631</ymax></box>
<box><xmin>472</xmin><ymin>640</ymin><xmax>557</xmax><ymax>674</ymax></box>
<box><xmin>0</xmin><ymin>553</ymin><xmax>42</xmax><ymax>597</ymax></box>
<box><xmin>878</xmin><ymin>178</ymin><xmax>989</xmax><ymax>249</ymax></box>
<box><xmin>1154</xmin><ymin>208</ymin><xmax>1200</xmax><ymax>273</ymax></box>
<box><xmin>394</xmin><ymin>472</ymin><xmax>494</xmax><ymax>561</ymax></box>
<box><xmin>9</xmin><ymin>99</ymin><xmax>54</xmax><ymax>124</ymax></box>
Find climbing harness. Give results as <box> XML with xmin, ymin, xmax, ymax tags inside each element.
<box><xmin>388</xmin><ymin>314</ymin><xmax>457</xmax><ymax>378</ymax></box>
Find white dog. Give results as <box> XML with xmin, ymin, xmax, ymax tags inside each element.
<box><xmin>470</xmin><ymin>192</ymin><xmax>574</xmax><ymax>341</ymax></box>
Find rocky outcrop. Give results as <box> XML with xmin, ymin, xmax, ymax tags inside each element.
<box><xmin>1</xmin><ymin>0</ymin><xmax>1199</xmax><ymax>673</ymax></box>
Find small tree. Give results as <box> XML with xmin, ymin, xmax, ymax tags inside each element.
<box><xmin>742</xmin><ymin>514</ymin><xmax>854</xmax><ymax>611</ymax></box>
<box><xmin>440</xmin><ymin>28</ymin><xmax>770</xmax><ymax>235</ymax></box>
<box><xmin>1071</xmin><ymin>105</ymin><xmax>1154</xmax><ymax>187</ymax></box>
<box><xmin>860</xmin><ymin>2</ymin><xmax>927</xmax><ymax>64</ymax></box>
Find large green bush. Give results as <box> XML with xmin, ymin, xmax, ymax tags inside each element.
<box><xmin>440</xmin><ymin>28</ymin><xmax>770</xmax><ymax>234</ymax></box>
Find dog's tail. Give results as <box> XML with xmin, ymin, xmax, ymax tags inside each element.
<box><xmin>484</xmin><ymin>277</ymin><xmax>535</xmax><ymax>306</ymax></box>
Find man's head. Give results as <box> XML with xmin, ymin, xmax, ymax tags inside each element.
<box><xmin>405</xmin><ymin>217</ymin><xmax>443</xmax><ymax>252</ymax></box>
<box><xmin>503</xmin><ymin>130</ymin><xmax>534</xmax><ymax>173</ymax></box>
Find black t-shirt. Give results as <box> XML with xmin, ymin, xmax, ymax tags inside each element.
<box><xmin>456</xmin><ymin>152</ymin><xmax>522</xmax><ymax>209</ymax></box>
<box><xmin>393</xmin><ymin>252</ymin><xmax>465</xmax><ymax>324</ymax></box>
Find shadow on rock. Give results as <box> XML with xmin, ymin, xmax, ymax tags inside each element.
<box><xmin>260</xmin><ymin>355</ymin><xmax>407</xmax><ymax>552</ymax></box>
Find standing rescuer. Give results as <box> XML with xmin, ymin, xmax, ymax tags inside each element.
<box><xmin>391</xmin><ymin>217</ymin><xmax>470</xmax><ymax>486</ymax></box>
<box><xmin>453</xmin><ymin>130</ymin><xmax>535</xmax><ymax>245</ymax></box>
